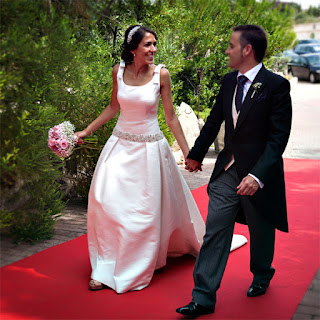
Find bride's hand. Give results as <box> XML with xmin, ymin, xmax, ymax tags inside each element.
<box><xmin>74</xmin><ymin>130</ymin><xmax>89</xmax><ymax>144</ymax></box>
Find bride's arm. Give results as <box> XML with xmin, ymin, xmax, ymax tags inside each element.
<box><xmin>75</xmin><ymin>65</ymin><xmax>120</xmax><ymax>139</ymax></box>
<box><xmin>160</xmin><ymin>68</ymin><xmax>189</xmax><ymax>159</ymax></box>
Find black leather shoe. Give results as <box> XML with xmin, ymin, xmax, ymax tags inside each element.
<box><xmin>176</xmin><ymin>302</ymin><xmax>214</xmax><ymax>318</ymax></box>
<box><xmin>247</xmin><ymin>282</ymin><xmax>269</xmax><ymax>297</ymax></box>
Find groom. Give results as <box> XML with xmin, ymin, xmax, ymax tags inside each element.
<box><xmin>176</xmin><ymin>25</ymin><xmax>292</xmax><ymax>318</ymax></box>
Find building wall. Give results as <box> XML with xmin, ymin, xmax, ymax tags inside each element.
<box><xmin>294</xmin><ymin>23</ymin><xmax>320</xmax><ymax>40</ymax></box>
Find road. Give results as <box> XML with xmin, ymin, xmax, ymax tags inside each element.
<box><xmin>283</xmin><ymin>79</ymin><xmax>320</xmax><ymax>159</ymax></box>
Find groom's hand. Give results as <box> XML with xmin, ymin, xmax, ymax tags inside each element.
<box><xmin>185</xmin><ymin>158</ymin><xmax>202</xmax><ymax>172</ymax></box>
<box><xmin>237</xmin><ymin>175</ymin><xmax>259</xmax><ymax>196</ymax></box>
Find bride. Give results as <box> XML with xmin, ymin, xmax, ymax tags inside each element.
<box><xmin>75</xmin><ymin>25</ymin><xmax>246</xmax><ymax>294</ymax></box>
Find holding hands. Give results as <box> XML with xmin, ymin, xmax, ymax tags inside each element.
<box><xmin>185</xmin><ymin>158</ymin><xmax>202</xmax><ymax>173</ymax></box>
<box><xmin>185</xmin><ymin>158</ymin><xmax>259</xmax><ymax>196</ymax></box>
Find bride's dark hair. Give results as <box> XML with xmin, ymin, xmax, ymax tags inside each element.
<box><xmin>121</xmin><ymin>25</ymin><xmax>157</xmax><ymax>63</ymax></box>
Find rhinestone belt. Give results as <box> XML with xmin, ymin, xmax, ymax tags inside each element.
<box><xmin>112</xmin><ymin>127</ymin><xmax>164</xmax><ymax>142</ymax></box>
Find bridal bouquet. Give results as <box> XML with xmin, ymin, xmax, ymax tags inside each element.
<box><xmin>48</xmin><ymin>121</ymin><xmax>79</xmax><ymax>158</ymax></box>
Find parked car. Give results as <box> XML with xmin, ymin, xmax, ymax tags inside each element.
<box><xmin>296</xmin><ymin>39</ymin><xmax>320</xmax><ymax>45</ymax></box>
<box><xmin>294</xmin><ymin>43</ymin><xmax>320</xmax><ymax>55</ymax></box>
<box><xmin>287</xmin><ymin>53</ymin><xmax>320</xmax><ymax>83</ymax></box>
<box><xmin>282</xmin><ymin>49</ymin><xmax>299</xmax><ymax>59</ymax></box>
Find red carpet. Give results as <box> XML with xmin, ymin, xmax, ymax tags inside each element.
<box><xmin>1</xmin><ymin>158</ymin><xmax>319</xmax><ymax>320</ymax></box>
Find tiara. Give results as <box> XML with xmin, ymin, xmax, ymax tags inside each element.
<box><xmin>127</xmin><ymin>26</ymin><xmax>140</xmax><ymax>44</ymax></box>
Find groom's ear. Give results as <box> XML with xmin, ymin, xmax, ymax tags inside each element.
<box><xmin>242</xmin><ymin>44</ymin><xmax>253</xmax><ymax>58</ymax></box>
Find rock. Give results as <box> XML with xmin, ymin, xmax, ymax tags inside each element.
<box><xmin>171</xmin><ymin>149</ymin><xmax>184</xmax><ymax>165</ymax></box>
<box><xmin>198</xmin><ymin>117</ymin><xmax>205</xmax><ymax>130</ymax></box>
<box><xmin>170</xmin><ymin>102</ymin><xmax>226</xmax><ymax>159</ymax></box>
<box><xmin>170</xmin><ymin>102</ymin><xmax>204</xmax><ymax>164</ymax></box>
<box><xmin>176</xmin><ymin>102</ymin><xmax>201</xmax><ymax>148</ymax></box>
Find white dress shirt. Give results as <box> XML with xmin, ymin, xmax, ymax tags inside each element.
<box><xmin>238</xmin><ymin>63</ymin><xmax>262</xmax><ymax>103</ymax></box>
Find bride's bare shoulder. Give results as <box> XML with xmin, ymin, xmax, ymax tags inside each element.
<box><xmin>112</xmin><ymin>64</ymin><xmax>121</xmax><ymax>77</ymax></box>
<box><xmin>113</xmin><ymin>64</ymin><xmax>120</xmax><ymax>72</ymax></box>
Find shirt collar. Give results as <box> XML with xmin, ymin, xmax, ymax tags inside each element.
<box><xmin>237</xmin><ymin>63</ymin><xmax>262</xmax><ymax>83</ymax></box>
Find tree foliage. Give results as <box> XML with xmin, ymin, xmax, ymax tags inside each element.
<box><xmin>0</xmin><ymin>0</ymin><xmax>295</xmax><ymax>241</ymax></box>
<box><xmin>289</xmin><ymin>2</ymin><xmax>320</xmax><ymax>24</ymax></box>
<box><xmin>150</xmin><ymin>0</ymin><xmax>295</xmax><ymax>115</ymax></box>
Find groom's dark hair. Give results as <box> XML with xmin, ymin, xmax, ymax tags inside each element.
<box><xmin>233</xmin><ymin>25</ymin><xmax>267</xmax><ymax>63</ymax></box>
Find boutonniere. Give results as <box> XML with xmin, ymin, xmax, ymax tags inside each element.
<box><xmin>251</xmin><ymin>82</ymin><xmax>262</xmax><ymax>98</ymax></box>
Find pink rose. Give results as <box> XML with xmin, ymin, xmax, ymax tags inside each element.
<box><xmin>57</xmin><ymin>150</ymin><xmax>69</xmax><ymax>158</ymax></box>
<box><xmin>48</xmin><ymin>139</ymin><xmax>56</xmax><ymax>147</ymax></box>
<box><xmin>52</xmin><ymin>126</ymin><xmax>62</xmax><ymax>139</ymax></box>
<box><xmin>59</xmin><ymin>139</ymin><xmax>68</xmax><ymax>150</ymax></box>
<box><xmin>50</xmin><ymin>145</ymin><xmax>59</xmax><ymax>153</ymax></box>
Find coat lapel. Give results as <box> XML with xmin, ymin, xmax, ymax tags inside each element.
<box><xmin>235</xmin><ymin>65</ymin><xmax>268</xmax><ymax>131</ymax></box>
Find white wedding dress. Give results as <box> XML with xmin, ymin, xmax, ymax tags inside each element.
<box><xmin>87</xmin><ymin>61</ymin><xmax>247</xmax><ymax>294</ymax></box>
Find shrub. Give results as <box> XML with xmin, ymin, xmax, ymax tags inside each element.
<box><xmin>1</xmin><ymin>1</ymin><xmax>75</xmax><ymax>241</ymax></box>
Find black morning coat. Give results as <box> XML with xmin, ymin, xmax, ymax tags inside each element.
<box><xmin>188</xmin><ymin>65</ymin><xmax>292</xmax><ymax>232</ymax></box>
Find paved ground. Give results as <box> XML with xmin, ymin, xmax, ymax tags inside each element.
<box><xmin>1</xmin><ymin>79</ymin><xmax>319</xmax><ymax>319</ymax></box>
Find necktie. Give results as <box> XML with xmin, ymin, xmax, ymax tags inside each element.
<box><xmin>235</xmin><ymin>75</ymin><xmax>248</xmax><ymax>112</ymax></box>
